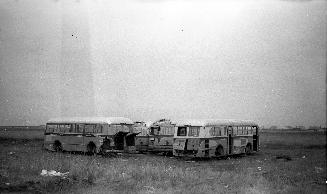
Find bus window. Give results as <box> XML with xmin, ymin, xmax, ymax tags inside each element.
<box><xmin>85</xmin><ymin>124</ymin><xmax>96</xmax><ymax>133</ymax></box>
<box><xmin>170</xmin><ymin>127</ymin><xmax>175</xmax><ymax>135</ymax></box>
<box><xmin>233</xmin><ymin>127</ymin><xmax>237</xmax><ymax>135</ymax></box>
<box><xmin>237</xmin><ymin>127</ymin><xmax>242</xmax><ymax>135</ymax></box>
<box><xmin>46</xmin><ymin>124</ymin><xmax>57</xmax><ymax>133</ymax></box>
<box><xmin>253</xmin><ymin>126</ymin><xmax>257</xmax><ymax>135</ymax></box>
<box><xmin>188</xmin><ymin>127</ymin><xmax>200</xmax><ymax>137</ymax></box>
<box><xmin>69</xmin><ymin>124</ymin><xmax>74</xmax><ymax>132</ymax></box>
<box><xmin>76</xmin><ymin>124</ymin><xmax>84</xmax><ymax>133</ymax></box>
<box><xmin>59</xmin><ymin>124</ymin><xmax>71</xmax><ymax>133</ymax></box>
<box><xmin>94</xmin><ymin>124</ymin><xmax>102</xmax><ymax>133</ymax></box>
<box><xmin>250</xmin><ymin>127</ymin><xmax>254</xmax><ymax>134</ymax></box>
<box><xmin>177</xmin><ymin>127</ymin><xmax>187</xmax><ymax>136</ymax></box>
<box><xmin>224</xmin><ymin>127</ymin><xmax>227</xmax><ymax>135</ymax></box>
<box><xmin>209</xmin><ymin>127</ymin><xmax>223</xmax><ymax>136</ymax></box>
<box><xmin>150</xmin><ymin>127</ymin><xmax>159</xmax><ymax>135</ymax></box>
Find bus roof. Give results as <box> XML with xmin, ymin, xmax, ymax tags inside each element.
<box><xmin>175</xmin><ymin>119</ymin><xmax>258</xmax><ymax>127</ymax></box>
<box><xmin>47</xmin><ymin>117</ymin><xmax>134</xmax><ymax>125</ymax></box>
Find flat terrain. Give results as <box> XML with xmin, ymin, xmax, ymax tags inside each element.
<box><xmin>0</xmin><ymin>128</ymin><xmax>326</xmax><ymax>194</ymax></box>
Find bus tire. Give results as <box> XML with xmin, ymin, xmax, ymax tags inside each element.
<box><xmin>215</xmin><ymin>145</ymin><xmax>224</xmax><ymax>157</ymax></box>
<box><xmin>87</xmin><ymin>142</ymin><xmax>97</xmax><ymax>155</ymax></box>
<box><xmin>246</xmin><ymin>143</ymin><xmax>252</xmax><ymax>155</ymax></box>
<box><xmin>53</xmin><ymin>141</ymin><xmax>62</xmax><ymax>152</ymax></box>
<box><xmin>100</xmin><ymin>139</ymin><xmax>111</xmax><ymax>155</ymax></box>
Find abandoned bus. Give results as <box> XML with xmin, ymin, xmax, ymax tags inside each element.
<box><xmin>44</xmin><ymin>117</ymin><xmax>138</xmax><ymax>154</ymax></box>
<box><xmin>147</xmin><ymin>119</ymin><xmax>175</xmax><ymax>153</ymax></box>
<box><xmin>173</xmin><ymin>119</ymin><xmax>259</xmax><ymax>158</ymax></box>
<box><xmin>134</xmin><ymin>121</ymin><xmax>150</xmax><ymax>153</ymax></box>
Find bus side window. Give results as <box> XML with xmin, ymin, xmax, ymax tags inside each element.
<box><xmin>253</xmin><ymin>126</ymin><xmax>257</xmax><ymax>135</ymax></box>
<box><xmin>58</xmin><ymin>124</ymin><xmax>70</xmax><ymax>133</ymax></box>
<box><xmin>189</xmin><ymin>127</ymin><xmax>199</xmax><ymax>137</ymax></box>
<box><xmin>69</xmin><ymin>124</ymin><xmax>74</xmax><ymax>133</ymax></box>
<box><xmin>177</xmin><ymin>127</ymin><xmax>187</xmax><ymax>136</ymax></box>
<box><xmin>59</xmin><ymin>125</ymin><xmax>64</xmax><ymax>133</ymax></box>
<box><xmin>233</xmin><ymin>127</ymin><xmax>237</xmax><ymax>135</ymax></box>
<box><xmin>85</xmin><ymin>124</ymin><xmax>96</xmax><ymax>133</ymax></box>
<box><xmin>76</xmin><ymin>124</ymin><xmax>84</xmax><ymax>133</ymax></box>
<box><xmin>95</xmin><ymin>124</ymin><xmax>102</xmax><ymax>133</ymax></box>
<box><xmin>47</xmin><ymin>124</ymin><xmax>57</xmax><ymax>133</ymax></box>
<box><xmin>237</xmin><ymin>127</ymin><xmax>241</xmax><ymax>135</ymax></box>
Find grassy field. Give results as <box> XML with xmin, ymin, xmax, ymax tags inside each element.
<box><xmin>0</xmin><ymin>129</ymin><xmax>326</xmax><ymax>194</ymax></box>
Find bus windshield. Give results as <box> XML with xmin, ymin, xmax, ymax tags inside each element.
<box><xmin>177</xmin><ymin>127</ymin><xmax>187</xmax><ymax>136</ymax></box>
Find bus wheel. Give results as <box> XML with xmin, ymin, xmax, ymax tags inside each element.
<box><xmin>87</xmin><ymin>142</ymin><xmax>97</xmax><ymax>155</ymax></box>
<box><xmin>246</xmin><ymin>143</ymin><xmax>252</xmax><ymax>155</ymax></box>
<box><xmin>53</xmin><ymin>141</ymin><xmax>62</xmax><ymax>152</ymax></box>
<box><xmin>215</xmin><ymin>145</ymin><xmax>224</xmax><ymax>157</ymax></box>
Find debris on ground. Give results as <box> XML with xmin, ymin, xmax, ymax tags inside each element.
<box><xmin>257</xmin><ymin>167</ymin><xmax>262</xmax><ymax>171</ymax></box>
<box><xmin>302</xmin><ymin>155</ymin><xmax>306</xmax><ymax>159</ymax></box>
<box><xmin>276</xmin><ymin>155</ymin><xmax>292</xmax><ymax>161</ymax></box>
<box><xmin>8</xmin><ymin>152</ymin><xmax>15</xmax><ymax>155</ymax></box>
<box><xmin>144</xmin><ymin>186</ymin><xmax>155</xmax><ymax>193</ymax></box>
<box><xmin>40</xmin><ymin>170</ymin><xmax>69</xmax><ymax>178</ymax></box>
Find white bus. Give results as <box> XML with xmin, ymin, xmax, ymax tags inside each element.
<box><xmin>173</xmin><ymin>119</ymin><xmax>259</xmax><ymax>158</ymax></box>
<box><xmin>44</xmin><ymin>117</ymin><xmax>137</xmax><ymax>154</ymax></box>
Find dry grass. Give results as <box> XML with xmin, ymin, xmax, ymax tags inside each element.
<box><xmin>0</xmin><ymin>130</ymin><xmax>326</xmax><ymax>194</ymax></box>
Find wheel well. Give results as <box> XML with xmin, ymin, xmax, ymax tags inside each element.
<box><xmin>216</xmin><ymin>144</ymin><xmax>224</xmax><ymax>154</ymax></box>
<box><xmin>86</xmin><ymin>141</ymin><xmax>97</xmax><ymax>152</ymax></box>
<box><xmin>87</xmin><ymin>141</ymin><xmax>96</xmax><ymax>149</ymax></box>
<box><xmin>214</xmin><ymin>144</ymin><xmax>225</xmax><ymax>156</ymax></box>
<box><xmin>54</xmin><ymin>140</ymin><xmax>61</xmax><ymax>146</ymax></box>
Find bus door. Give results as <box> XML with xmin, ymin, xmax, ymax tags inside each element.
<box><xmin>125</xmin><ymin>132</ymin><xmax>138</xmax><ymax>152</ymax></box>
<box><xmin>253</xmin><ymin>126</ymin><xmax>259</xmax><ymax>151</ymax></box>
<box><xmin>149</xmin><ymin>127</ymin><xmax>159</xmax><ymax>150</ymax></box>
<box><xmin>114</xmin><ymin>131</ymin><xmax>129</xmax><ymax>150</ymax></box>
<box><xmin>228</xmin><ymin>126</ymin><xmax>233</xmax><ymax>154</ymax></box>
<box><xmin>73</xmin><ymin>123</ymin><xmax>84</xmax><ymax>151</ymax></box>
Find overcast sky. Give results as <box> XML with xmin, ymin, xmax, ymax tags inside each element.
<box><xmin>0</xmin><ymin>0</ymin><xmax>326</xmax><ymax>127</ymax></box>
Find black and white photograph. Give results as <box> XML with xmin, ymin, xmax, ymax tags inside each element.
<box><xmin>0</xmin><ymin>0</ymin><xmax>326</xmax><ymax>193</ymax></box>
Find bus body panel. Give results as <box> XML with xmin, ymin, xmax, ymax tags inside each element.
<box><xmin>135</xmin><ymin>136</ymin><xmax>149</xmax><ymax>152</ymax></box>
<box><xmin>148</xmin><ymin>135</ymin><xmax>174</xmax><ymax>152</ymax></box>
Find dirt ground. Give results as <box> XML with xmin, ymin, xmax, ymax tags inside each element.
<box><xmin>0</xmin><ymin>129</ymin><xmax>326</xmax><ymax>194</ymax></box>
